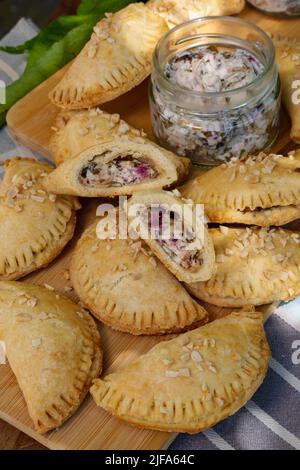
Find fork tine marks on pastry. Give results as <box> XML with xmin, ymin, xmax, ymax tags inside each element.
<box><xmin>0</xmin><ymin>281</ymin><xmax>102</xmax><ymax>434</ymax></box>
<box><xmin>91</xmin><ymin>310</ymin><xmax>270</xmax><ymax>433</ymax></box>
<box><xmin>186</xmin><ymin>226</ymin><xmax>300</xmax><ymax>307</ymax></box>
<box><xmin>181</xmin><ymin>151</ymin><xmax>300</xmax><ymax>227</ymax></box>
<box><xmin>42</xmin><ymin>138</ymin><xmax>190</xmax><ymax>197</ymax></box>
<box><xmin>70</xmin><ymin>220</ymin><xmax>209</xmax><ymax>335</ymax></box>
<box><xmin>49</xmin><ymin>4</ymin><xmax>168</xmax><ymax>109</ymax></box>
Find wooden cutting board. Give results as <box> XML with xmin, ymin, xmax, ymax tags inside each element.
<box><xmin>0</xmin><ymin>5</ymin><xmax>299</xmax><ymax>450</ymax></box>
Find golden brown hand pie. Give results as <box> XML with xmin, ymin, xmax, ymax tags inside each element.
<box><xmin>91</xmin><ymin>309</ymin><xmax>270</xmax><ymax>433</ymax></box>
<box><xmin>128</xmin><ymin>190</ymin><xmax>215</xmax><ymax>283</ymax></box>
<box><xmin>43</xmin><ymin>138</ymin><xmax>190</xmax><ymax>197</ymax></box>
<box><xmin>187</xmin><ymin>226</ymin><xmax>300</xmax><ymax>307</ymax></box>
<box><xmin>49</xmin><ymin>3</ymin><xmax>168</xmax><ymax>109</ymax></box>
<box><xmin>147</xmin><ymin>0</ymin><xmax>245</xmax><ymax>28</ymax></box>
<box><xmin>0</xmin><ymin>158</ymin><xmax>80</xmax><ymax>281</ymax></box>
<box><xmin>70</xmin><ymin>220</ymin><xmax>208</xmax><ymax>335</ymax></box>
<box><xmin>50</xmin><ymin>108</ymin><xmax>146</xmax><ymax>165</ymax></box>
<box><xmin>181</xmin><ymin>152</ymin><xmax>300</xmax><ymax>227</ymax></box>
<box><xmin>271</xmin><ymin>33</ymin><xmax>300</xmax><ymax>143</ymax></box>
<box><xmin>0</xmin><ymin>281</ymin><xmax>102</xmax><ymax>434</ymax></box>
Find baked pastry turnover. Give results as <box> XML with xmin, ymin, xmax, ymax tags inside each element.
<box><xmin>43</xmin><ymin>138</ymin><xmax>190</xmax><ymax>197</ymax></box>
<box><xmin>70</xmin><ymin>220</ymin><xmax>208</xmax><ymax>335</ymax></box>
<box><xmin>181</xmin><ymin>152</ymin><xmax>300</xmax><ymax>226</ymax></box>
<box><xmin>0</xmin><ymin>158</ymin><xmax>79</xmax><ymax>280</ymax></box>
<box><xmin>147</xmin><ymin>0</ymin><xmax>245</xmax><ymax>29</ymax></box>
<box><xmin>91</xmin><ymin>310</ymin><xmax>270</xmax><ymax>433</ymax></box>
<box><xmin>0</xmin><ymin>281</ymin><xmax>102</xmax><ymax>434</ymax></box>
<box><xmin>50</xmin><ymin>108</ymin><xmax>145</xmax><ymax>165</ymax></box>
<box><xmin>49</xmin><ymin>3</ymin><xmax>168</xmax><ymax>109</ymax></box>
<box><xmin>187</xmin><ymin>226</ymin><xmax>300</xmax><ymax>307</ymax></box>
<box><xmin>271</xmin><ymin>33</ymin><xmax>300</xmax><ymax>144</ymax></box>
<box><xmin>128</xmin><ymin>190</ymin><xmax>215</xmax><ymax>283</ymax></box>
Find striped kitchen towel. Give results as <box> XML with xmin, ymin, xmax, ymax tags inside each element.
<box><xmin>1</xmin><ymin>20</ymin><xmax>300</xmax><ymax>451</ymax></box>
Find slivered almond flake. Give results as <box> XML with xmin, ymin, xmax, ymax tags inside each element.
<box><xmin>31</xmin><ymin>338</ymin><xmax>42</xmax><ymax>348</ymax></box>
<box><xmin>191</xmin><ymin>351</ymin><xmax>203</xmax><ymax>363</ymax></box>
<box><xmin>149</xmin><ymin>257</ymin><xmax>157</xmax><ymax>267</ymax></box>
<box><xmin>44</xmin><ymin>284</ymin><xmax>55</xmax><ymax>291</ymax></box>
<box><xmin>165</xmin><ymin>370</ymin><xmax>179</xmax><ymax>378</ymax></box>
<box><xmin>279</xmin><ymin>272</ymin><xmax>289</xmax><ymax>281</ymax></box>
<box><xmin>288</xmin><ymin>288</ymin><xmax>295</xmax><ymax>297</ymax></box>
<box><xmin>172</xmin><ymin>189</ymin><xmax>181</xmax><ymax>197</ymax></box>
<box><xmin>228</xmin><ymin>170</ymin><xmax>236</xmax><ymax>183</ymax></box>
<box><xmin>30</xmin><ymin>195</ymin><xmax>45</xmax><ymax>203</ymax></box>
<box><xmin>62</xmin><ymin>269</ymin><xmax>70</xmax><ymax>281</ymax></box>
<box><xmin>91</xmin><ymin>244</ymin><xmax>98</xmax><ymax>253</ymax></box>
<box><xmin>111</xmin><ymin>113</ymin><xmax>120</xmax><ymax>124</ymax></box>
<box><xmin>216</xmin><ymin>397</ymin><xmax>225</xmax><ymax>407</ymax></box>
<box><xmin>64</xmin><ymin>286</ymin><xmax>73</xmax><ymax>293</ymax></box>
<box><xmin>208</xmin><ymin>365</ymin><xmax>218</xmax><ymax>374</ymax></box>
<box><xmin>163</xmin><ymin>358</ymin><xmax>173</xmax><ymax>366</ymax></box>
<box><xmin>216</xmin><ymin>254</ymin><xmax>227</xmax><ymax>263</ymax></box>
<box><xmin>219</xmin><ymin>226</ymin><xmax>229</xmax><ymax>235</ymax></box>
<box><xmin>180</xmin><ymin>353</ymin><xmax>190</xmax><ymax>362</ymax></box>
<box><xmin>78</xmin><ymin>127</ymin><xmax>89</xmax><ymax>136</ymax></box>
<box><xmin>159</xmin><ymin>406</ymin><xmax>168</xmax><ymax>414</ymax></box>
<box><xmin>49</xmin><ymin>194</ymin><xmax>57</xmax><ymax>202</ymax></box>
<box><xmin>27</xmin><ymin>297</ymin><xmax>38</xmax><ymax>308</ymax></box>
<box><xmin>118</xmin><ymin>122</ymin><xmax>130</xmax><ymax>134</ymax></box>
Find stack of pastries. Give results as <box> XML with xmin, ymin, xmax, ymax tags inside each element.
<box><xmin>1</xmin><ymin>0</ymin><xmax>299</xmax><ymax>442</ymax></box>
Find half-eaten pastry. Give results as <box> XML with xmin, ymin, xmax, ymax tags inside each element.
<box><xmin>0</xmin><ymin>157</ymin><xmax>80</xmax><ymax>280</ymax></box>
<box><xmin>49</xmin><ymin>3</ymin><xmax>168</xmax><ymax>109</ymax></box>
<box><xmin>181</xmin><ymin>152</ymin><xmax>300</xmax><ymax>226</ymax></box>
<box><xmin>43</xmin><ymin>139</ymin><xmax>190</xmax><ymax>197</ymax></box>
<box><xmin>128</xmin><ymin>190</ymin><xmax>215</xmax><ymax>283</ymax></box>
<box><xmin>187</xmin><ymin>226</ymin><xmax>300</xmax><ymax>307</ymax></box>
<box><xmin>70</xmin><ymin>220</ymin><xmax>208</xmax><ymax>335</ymax></box>
<box><xmin>147</xmin><ymin>0</ymin><xmax>245</xmax><ymax>29</ymax></box>
<box><xmin>91</xmin><ymin>309</ymin><xmax>270</xmax><ymax>433</ymax></box>
<box><xmin>270</xmin><ymin>33</ymin><xmax>300</xmax><ymax>143</ymax></box>
<box><xmin>50</xmin><ymin>108</ymin><xmax>145</xmax><ymax>165</ymax></box>
<box><xmin>0</xmin><ymin>281</ymin><xmax>102</xmax><ymax>434</ymax></box>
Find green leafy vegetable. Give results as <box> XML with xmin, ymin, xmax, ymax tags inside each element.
<box><xmin>0</xmin><ymin>0</ymin><xmax>141</xmax><ymax>127</ymax></box>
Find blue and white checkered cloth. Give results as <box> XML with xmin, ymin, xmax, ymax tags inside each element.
<box><xmin>1</xmin><ymin>20</ymin><xmax>299</xmax><ymax>451</ymax></box>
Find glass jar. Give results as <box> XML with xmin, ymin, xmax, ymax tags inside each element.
<box><xmin>247</xmin><ymin>0</ymin><xmax>300</xmax><ymax>17</ymax></box>
<box><xmin>149</xmin><ymin>17</ymin><xmax>281</xmax><ymax>167</ymax></box>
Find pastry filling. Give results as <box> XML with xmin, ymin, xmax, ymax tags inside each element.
<box><xmin>151</xmin><ymin>45</ymin><xmax>280</xmax><ymax>164</ymax></box>
<box><xmin>79</xmin><ymin>155</ymin><xmax>158</xmax><ymax>187</ymax></box>
<box><xmin>147</xmin><ymin>206</ymin><xmax>203</xmax><ymax>270</ymax></box>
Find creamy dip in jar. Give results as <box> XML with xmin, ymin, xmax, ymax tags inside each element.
<box><xmin>247</xmin><ymin>0</ymin><xmax>300</xmax><ymax>17</ymax></box>
<box><xmin>149</xmin><ymin>17</ymin><xmax>281</xmax><ymax>166</ymax></box>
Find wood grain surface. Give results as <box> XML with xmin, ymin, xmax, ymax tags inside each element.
<box><xmin>1</xmin><ymin>4</ymin><xmax>299</xmax><ymax>450</ymax></box>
